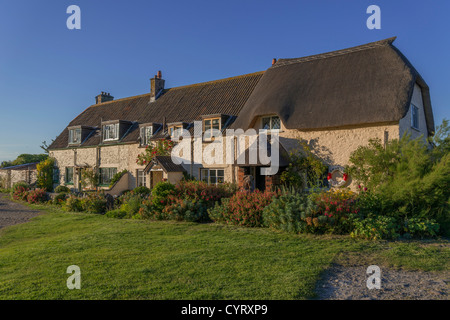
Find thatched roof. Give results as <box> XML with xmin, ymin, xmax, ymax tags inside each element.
<box><xmin>231</xmin><ymin>37</ymin><xmax>434</xmax><ymax>135</ymax></box>
<box><xmin>49</xmin><ymin>72</ymin><xmax>264</xmax><ymax>150</ymax></box>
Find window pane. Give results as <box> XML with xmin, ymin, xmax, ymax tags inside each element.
<box><xmin>271</xmin><ymin>116</ymin><xmax>281</xmax><ymax>130</ymax></box>
<box><xmin>210</xmin><ymin>170</ymin><xmax>216</xmax><ymax>177</ymax></box>
<box><xmin>262</xmin><ymin>117</ymin><xmax>270</xmax><ymax>130</ymax></box>
<box><xmin>201</xmin><ymin>169</ymin><xmax>208</xmax><ymax>182</ymax></box>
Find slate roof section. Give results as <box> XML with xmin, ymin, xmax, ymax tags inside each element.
<box><xmin>49</xmin><ymin>71</ymin><xmax>264</xmax><ymax>150</ymax></box>
<box><xmin>145</xmin><ymin>156</ymin><xmax>186</xmax><ymax>173</ymax></box>
<box><xmin>231</xmin><ymin>37</ymin><xmax>434</xmax><ymax>136</ymax></box>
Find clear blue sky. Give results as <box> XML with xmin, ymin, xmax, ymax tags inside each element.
<box><xmin>0</xmin><ymin>0</ymin><xmax>449</xmax><ymax>162</ymax></box>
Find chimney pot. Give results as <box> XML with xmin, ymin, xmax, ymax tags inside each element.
<box><xmin>150</xmin><ymin>70</ymin><xmax>165</xmax><ymax>102</ymax></box>
<box><xmin>272</xmin><ymin>58</ymin><xmax>277</xmax><ymax>66</ymax></box>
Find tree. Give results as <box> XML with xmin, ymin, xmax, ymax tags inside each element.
<box><xmin>36</xmin><ymin>157</ymin><xmax>55</xmax><ymax>192</ymax></box>
<box><xmin>1</xmin><ymin>154</ymin><xmax>48</xmax><ymax>168</ymax></box>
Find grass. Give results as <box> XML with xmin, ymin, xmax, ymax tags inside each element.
<box><xmin>0</xmin><ymin>201</ymin><xmax>448</xmax><ymax>300</ymax></box>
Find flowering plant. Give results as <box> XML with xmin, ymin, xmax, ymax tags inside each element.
<box><xmin>136</xmin><ymin>139</ymin><xmax>174</xmax><ymax>166</ymax></box>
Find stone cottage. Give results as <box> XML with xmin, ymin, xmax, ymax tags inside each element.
<box><xmin>0</xmin><ymin>162</ymin><xmax>38</xmax><ymax>189</ymax></box>
<box><xmin>48</xmin><ymin>37</ymin><xmax>434</xmax><ymax>194</ymax></box>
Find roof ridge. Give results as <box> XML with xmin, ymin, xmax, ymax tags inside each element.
<box><xmin>273</xmin><ymin>37</ymin><xmax>397</xmax><ymax>68</ymax></box>
<box><xmin>89</xmin><ymin>71</ymin><xmax>265</xmax><ymax>107</ymax></box>
<box><xmin>167</xmin><ymin>71</ymin><xmax>265</xmax><ymax>91</ymax></box>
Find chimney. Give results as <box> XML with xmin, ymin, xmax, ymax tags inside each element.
<box><xmin>272</xmin><ymin>58</ymin><xmax>277</xmax><ymax>66</ymax></box>
<box><xmin>150</xmin><ymin>70</ymin><xmax>165</xmax><ymax>103</ymax></box>
<box><xmin>95</xmin><ymin>91</ymin><xmax>114</xmax><ymax>104</ymax></box>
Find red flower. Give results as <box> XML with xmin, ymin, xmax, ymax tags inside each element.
<box><xmin>327</xmin><ymin>173</ymin><xmax>332</xmax><ymax>180</ymax></box>
<box><xmin>343</xmin><ymin>173</ymin><xmax>348</xmax><ymax>181</ymax></box>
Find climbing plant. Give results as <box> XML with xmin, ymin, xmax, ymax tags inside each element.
<box><xmin>136</xmin><ymin>139</ymin><xmax>175</xmax><ymax>166</ymax></box>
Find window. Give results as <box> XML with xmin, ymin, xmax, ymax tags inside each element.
<box><xmin>53</xmin><ymin>167</ymin><xmax>60</xmax><ymax>184</ymax></box>
<box><xmin>103</xmin><ymin>123</ymin><xmax>119</xmax><ymax>141</ymax></box>
<box><xmin>137</xmin><ymin>170</ymin><xmax>147</xmax><ymax>187</ymax></box>
<box><xmin>411</xmin><ymin>104</ymin><xmax>419</xmax><ymax>130</ymax></box>
<box><xmin>203</xmin><ymin>118</ymin><xmax>221</xmax><ymax>139</ymax></box>
<box><xmin>99</xmin><ymin>167</ymin><xmax>117</xmax><ymax>186</ymax></box>
<box><xmin>69</xmin><ymin>128</ymin><xmax>82</xmax><ymax>144</ymax></box>
<box><xmin>169</xmin><ymin>125</ymin><xmax>183</xmax><ymax>139</ymax></box>
<box><xmin>262</xmin><ymin>116</ymin><xmax>281</xmax><ymax>130</ymax></box>
<box><xmin>65</xmin><ymin>167</ymin><xmax>74</xmax><ymax>185</ymax></box>
<box><xmin>140</xmin><ymin>126</ymin><xmax>153</xmax><ymax>145</ymax></box>
<box><xmin>200</xmin><ymin>169</ymin><xmax>225</xmax><ymax>185</ymax></box>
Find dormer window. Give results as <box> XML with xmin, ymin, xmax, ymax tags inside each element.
<box><xmin>169</xmin><ymin>125</ymin><xmax>183</xmax><ymax>139</ymax></box>
<box><xmin>103</xmin><ymin>123</ymin><xmax>119</xmax><ymax>141</ymax></box>
<box><xmin>140</xmin><ymin>125</ymin><xmax>153</xmax><ymax>146</ymax></box>
<box><xmin>68</xmin><ymin>128</ymin><xmax>82</xmax><ymax>144</ymax></box>
<box><xmin>203</xmin><ymin>118</ymin><xmax>221</xmax><ymax>139</ymax></box>
<box><xmin>262</xmin><ymin>116</ymin><xmax>281</xmax><ymax>131</ymax></box>
<box><xmin>68</xmin><ymin>125</ymin><xmax>96</xmax><ymax>145</ymax></box>
<box><xmin>167</xmin><ymin>122</ymin><xmax>189</xmax><ymax>139</ymax></box>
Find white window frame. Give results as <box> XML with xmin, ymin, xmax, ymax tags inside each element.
<box><xmin>200</xmin><ymin>168</ymin><xmax>225</xmax><ymax>185</ymax></box>
<box><xmin>411</xmin><ymin>104</ymin><xmax>419</xmax><ymax>130</ymax></box>
<box><xmin>103</xmin><ymin>123</ymin><xmax>119</xmax><ymax>141</ymax></box>
<box><xmin>261</xmin><ymin>116</ymin><xmax>281</xmax><ymax>131</ymax></box>
<box><xmin>137</xmin><ymin>169</ymin><xmax>147</xmax><ymax>187</ymax></box>
<box><xmin>140</xmin><ymin>126</ymin><xmax>153</xmax><ymax>146</ymax></box>
<box><xmin>69</xmin><ymin>128</ymin><xmax>82</xmax><ymax>144</ymax></box>
<box><xmin>169</xmin><ymin>125</ymin><xmax>183</xmax><ymax>139</ymax></box>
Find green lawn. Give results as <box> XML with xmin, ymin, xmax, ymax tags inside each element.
<box><xmin>0</xmin><ymin>203</ymin><xmax>448</xmax><ymax>300</ymax></box>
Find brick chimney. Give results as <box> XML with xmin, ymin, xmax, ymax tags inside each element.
<box><xmin>150</xmin><ymin>71</ymin><xmax>165</xmax><ymax>103</ymax></box>
<box><xmin>95</xmin><ymin>91</ymin><xmax>114</xmax><ymax>104</ymax></box>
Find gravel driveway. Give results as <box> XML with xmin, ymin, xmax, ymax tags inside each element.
<box><xmin>0</xmin><ymin>193</ymin><xmax>40</xmax><ymax>229</ymax></box>
<box><xmin>316</xmin><ymin>263</ymin><xmax>449</xmax><ymax>300</ymax></box>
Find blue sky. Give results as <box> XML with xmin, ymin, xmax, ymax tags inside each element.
<box><xmin>0</xmin><ymin>0</ymin><xmax>449</xmax><ymax>162</ymax></box>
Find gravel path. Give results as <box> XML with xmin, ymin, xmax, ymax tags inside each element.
<box><xmin>316</xmin><ymin>263</ymin><xmax>449</xmax><ymax>300</ymax></box>
<box><xmin>0</xmin><ymin>193</ymin><xmax>40</xmax><ymax>229</ymax></box>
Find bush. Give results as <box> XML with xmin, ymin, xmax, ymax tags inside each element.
<box><xmin>52</xmin><ymin>192</ymin><xmax>68</xmax><ymax>205</ymax></box>
<box><xmin>11</xmin><ymin>182</ymin><xmax>30</xmax><ymax>201</ymax></box>
<box><xmin>55</xmin><ymin>185</ymin><xmax>70</xmax><ymax>193</ymax></box>
<box><xmin>310</xmin><ymin>188</ymin><xmax>359</xmax><ymax>234</ymax></box>
<box><xmin>11</xmin><ymin>181</ymin><xmax>29</xmax><ymax>194</ymax></box>
<box><xmin>64</xmin><ymin>196</ymin><xmax>84</xmax><ymax>212</ymax></box>
<box><xmin>151</xmin><ymin>182</ymin><xmax>176</xmax><ymax>211</ymax></box>
<box><xmin>402</xmin><ymin>217</ymin><xmax>440</xmax><ymax>239</ymax></box>
<box><xmin>36</xmin><ymin>158</ymin><xmax>55</xmax><ymax>192</ymax></box>
<box><xmin>82</xmin><ymin>193</ymin><xmax>107</xmax><ymax>214</ymax></box>
<box><xmin>105</xmin><ymin>209</ymin><xmax>128</xmax><ymax>219</ymax></box>
<box><xmin>208</xmin><ymin>190</ymin><xmax>277</xmax><ymax>227</ymax></box>
<box><xmin>174</xmin><ymin>180</ymin><xmax>237</xmax><ymax>208</ymax></box>
<box><xmin>263</xmin><ymin>191</ymin><xmax>316</xmax><ymax>234</ymax></box>
<box><xmin>350</xmin><ymin>214</ymin><xmax>400</xmax><ymax>240</ymax></box>
<box><xmin>347</xmin><ymin>131</ymin><xmax>450</xmax><ymax>235</ymax></box>
<box><xmin>26</xmin><ymin>188</ymin><xmax>47</xmax><ymax>204</ymax></box>
<box><xmin>162</xmin><ymin>199</ymin><xmax>208</xmax><ymax>222</ymax></box>
<box><xmin>133</xmin><ymin>186</ymin><xmax>151</xmax><ymax>196</ymax></box>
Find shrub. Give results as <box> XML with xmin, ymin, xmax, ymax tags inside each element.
<box><xmin>350</xmin><ymin>214</ymin><xmax>400</xmax><ymax>240</ymax></box>
<box><xmin>64</xmin><ymin>196</ymin><xmax>84</xmax><ymax>212</ymax></box>
<box><xmin>151</xmin><ymin>182</ymin><xmax>176</xmax><ymax>211</ymax></box>
<box><xmin>133</xmin><ymin>186</ymin><xmax>151</xmax><ymax>196</ymax></box>
<box><xmin>310</xmin><ymin>188</ymin><xmax>359</xmax><ymax>234</ymax></box>
<box><xmin>174</xmin><ymin>180</ymin><xmax>237</xmax><ymax>208</ymax></box>
<box><xmin>52</xmin><ymin>192</ymin><xmax>68</xmax><ymax>205</ymax></box>
<box><xmin>347</xmin><ymin>130</ymin><xmax>450</xmax><ymax>235</ymax></box>
<box><xmin>105</xmin><ymin>209</ymin><xmax>128</xmax><ymax>219</ymax></box>
<box><xmin>209</xmin><ymin>190</ymin><xmax>277</xmax><ymax>227</ymax></box>
<box><xmin>11</xmin><ymin>181</ymin><xmax>29</xmax><ymax>194</ymax></box>
<box><xmin>26</xmin><ymin>188</ymin><xmax>47</xmax><ymax>204</ymax></box>
<box><xmin>82</xmin><ymin>193</ymin><xmax>107</xmax><ymax>214</ymax></box>
<box><xmin>11</xmin><ymin>182</ymin><xmax>30</xmax><ymax>201</ymax></box>
<box><xmin>162</xmin><ymin>198</ymin><xmax>208</xmax><ymax>222</ymax></box>
<box><xmin>402</xmin><ymin>217</ymin><xmax>440</xmax><ymax>239</ymax></box>
<box><xmin>55</xmin><ymin>185</ymin><xmax>70</xmax><ymax>193</ymax></box>
<box><xmin>263</xmin><ymin>191</ymin><xmax>316</xmax><ymax>234</ymax></box>
<box><xmin>36</xmin><ymin>157</ymin><xmax>55</xmax><ymax>192</ymax></box>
